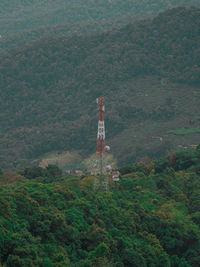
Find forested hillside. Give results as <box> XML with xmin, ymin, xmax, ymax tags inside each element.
<box><xmin>0</xmin><ymin>0</ymin><xmax>200</xmax><ymax>37</ymax></box>
<box><xmin>0</xmin><ymin>17</ymin><xmax>133</xmax><ymax>53</ymax></box>
<box><xmin>0</xmin><ymin>148</ymin><xmax>200</xmax><ymax>266</ymax></box>
<box><xmin>0</xmin><ymin>7</ymin><xmax>200</xmax><ymax>170</ymax></box>
<box><xmin>1</xmin><ymin>3</ymin><xmax>200</xmax><ymax>267</ymax></box>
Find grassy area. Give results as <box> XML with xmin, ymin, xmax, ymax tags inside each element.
<box><xmin>168</xmin><ymin>128</ymin><xmax>200</xmax><ymax>135</ymax></box>
<box><xmin>39</xmin><ymin>151</ymin><xmax>82</xmax><ymax>170</ymax></box>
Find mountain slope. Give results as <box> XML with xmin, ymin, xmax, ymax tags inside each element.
<box><xmin>0</xmin><ymin>0</ymin><xmax>200</xmax><ymax>37</ymax></box>
<box><xmin>0</xmin><ymin>7</ymin><xmax>200</xmax><ymax>169</ymax></box>
<box><xmin>0</xmin><ymin>17</ymin><xmax>134</xmax><ymax>53</ymax></box>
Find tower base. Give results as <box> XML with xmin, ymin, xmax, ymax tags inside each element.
<box><xmin>94</xmin><ymin>158</ymin><xmax>109</xmax><ymax>192</ymax></box>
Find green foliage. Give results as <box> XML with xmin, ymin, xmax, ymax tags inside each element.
<box><xmin>0</xmin><ymin>149</ymin><xmax>200</xmax><ymax>266</ymax></box>
<box><xmin>46</xmin><ymin>164</ymin><xmax>62</xmax><ymax>178</ymax></box>
<box><xmin>119</xmin><ymin>164</ymin><xmax>139</xmax><ymax>175</ymax></box>
<box><xmin>23</xmin><ymin>164</ymin><xmax>62</xmax><ymax>182</ymax></box>
<box><xmin>23</xmin><ymin>166</ymin><xmax>47</xmax><ymax>179</ymax></box>
<box><xmin>168</xmin><ymin>127</ymin><xmax>200</xmax><ymax>135</ymax></box>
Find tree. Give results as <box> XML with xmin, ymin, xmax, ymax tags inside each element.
<box><xmin>46</xmin><ymin>164</ymin><xmax>62</xmax><ymax>178</ymax></box>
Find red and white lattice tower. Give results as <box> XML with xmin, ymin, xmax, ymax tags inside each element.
<box><xmin>94</xmin><ymin>96</ymin><xmax>109</xmax><ymax>191</ymax></box>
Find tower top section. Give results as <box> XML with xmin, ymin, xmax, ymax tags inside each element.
<box><xmin>96</xmin><ymin>97</ymin><xmax>105</xmax><ymax>112</ymax></box>
<box><xmin>97</xmin><ymin>96</ymin><xmax>105</xmax><ymax>123</ymax></box>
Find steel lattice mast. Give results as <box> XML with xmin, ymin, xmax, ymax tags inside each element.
<box><xmin>94</xmin><ymin>96</ymin><xmax>109</xmax><ymax>191</ymax></box>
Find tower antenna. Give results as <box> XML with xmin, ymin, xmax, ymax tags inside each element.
<box><xmin>94</xmin><ymin>96</ymin><xmax>109</xmax><ymax>191</ymax></box>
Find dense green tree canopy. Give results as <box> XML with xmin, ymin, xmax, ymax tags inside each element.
<box><xmin>0</xmin><ymin>149</ymin><xmax>200</xmax><ymax>266</ymax></box>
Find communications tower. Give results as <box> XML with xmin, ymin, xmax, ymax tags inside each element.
<box><xmin>94</xmin><ymin>97</ymin><xmax>109</xmax><ymax>191</ymax></box>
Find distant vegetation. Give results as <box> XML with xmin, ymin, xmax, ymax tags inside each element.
<box><xmin>0</xmin><ymin>148</ymin><xmax>200</xmax><ymax>266</ymax></box>
<box><xmin>169</xmin><ymin>128</ymin><xmax>200</xmax><ymax>135</ymax></box>
<box><xmin>0</xmin><ymin>7</ymin><xmax>200</xmax><ymax>169</ymax></box>
<box><xmin>0</xmin><ymin>17</ymin><xmax>133</xmax><ymax>53</ymax></box>
<box><xmin>1</xmin><ymin>0</ymin><xmax>200</xmax><ymax>37</ymax></box>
